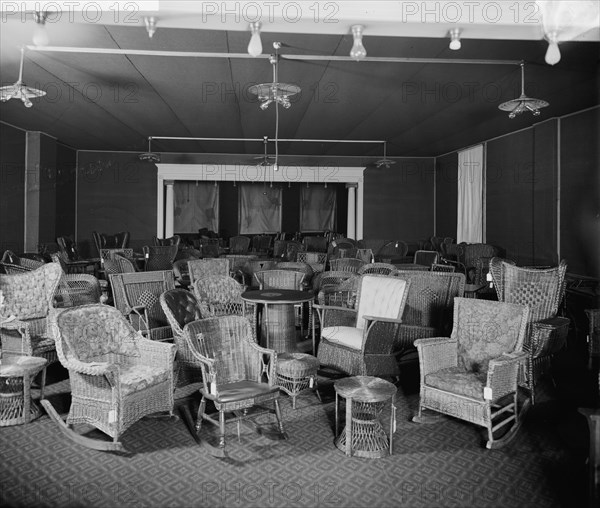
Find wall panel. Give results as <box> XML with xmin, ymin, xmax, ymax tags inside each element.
<box><xmin>0</xmin><ymin>123</ymin><xmax>25</xmax><ymax>253</ymax></box>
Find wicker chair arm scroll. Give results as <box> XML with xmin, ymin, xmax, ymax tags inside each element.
<box><xmin>529</xmin><ymin>317</ymin><xmax>570</xmax><ymax>357</ymax></box>
<box><xmin>414</xmin><ymin>336</ymin><xmax>458</xmax><ymax>378</ymax></box>
<box><xmin>486</xmin><ymin>351</ymin><xmax>528</xmax><ymax>400</ymax></box>
<box><xmin>245</xmin><ymin>341</ymin><xmax>278</xmax><ymax>386</ymax></box>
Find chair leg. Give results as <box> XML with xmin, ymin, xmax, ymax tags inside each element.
<box><xmin>195</xmin><ymin>397</ymin><xmax>207</xmax><ymax>433</ymax></box>
<box><xmin>218</xmin><ymin>410</ymin><xmax>226</xmax><ymax>449</ymax></box>
<box><xmin>273</xmin><ymin>399</ymin><xmax>288</xmax><ymax>439</ymax></box>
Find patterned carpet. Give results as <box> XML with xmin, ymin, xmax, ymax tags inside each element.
<box><xmin>0</xmin><ymin>356</ymin><xmax>594</xmax><ymax>508</ymax></box>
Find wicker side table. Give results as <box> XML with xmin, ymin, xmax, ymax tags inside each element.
<box><xmin>334</xmin><ymin>376</ymin><xmax>397</xmax><ymax>458</ymax></box>
<box><xmin>276</xmin><ymin>353</ymin><xmax>321</xmax><ymax>409</ymax></box>
<box><xmin>0</xmin><ymin>355</ymin><xmax>48</xmax><ymax>426</ymax></box>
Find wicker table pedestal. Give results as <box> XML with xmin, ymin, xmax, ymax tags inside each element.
<box><xmin>0</xmin><ymin>355</ymin><xmax>48</xmax><ymax>426</ymax></box>
<box><xmin>334</xmin><ymin>376</ymin><xmax>397</xmax><ymax>458</ymax></box>
<box><xmin>276</xmin><ymin>353</ymin><xmax>321</xmax><ymax>409</ymax></box>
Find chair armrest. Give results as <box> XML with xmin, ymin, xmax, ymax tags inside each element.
<box><xmin>136</xmin><ymin>336</ymin><xmax>176</xmax><ymax>367</ymax></box>
<box><xmin>313</xmin><ymin>303</ymin><xmax>356</xmax><ymax>328</ymax></box>
<box><xmin>182</xmin><ymin>328</ymin><xmax>217</xmax><ymax>394</ymax></box>
<box><xmin>247</xmin><ymin>341</ymin><xmax>278</xmax><ymax>385</ymax></box>
<box><xmin>394</xmin><ymin>324</ymin><xmax>439</xmax><ymax>350</ymax></box>
<box><xmin>363</xmin><ymin>315</ymin><xmax>403</xmax><ymax>325</ymax></box>
<box><xmin>486</xmin><ymin>351</ymin><xmax>528</xmax><ymax>400</ymax></box>
<box><xmin>414</xmin><ymin>336</ymin><xmax>457</xmax><ymax>378</ymax></box>
<box><xmin>530</xmin><ymin>317</ymin><xmax>570</xmax><ymax>357</ymax></box>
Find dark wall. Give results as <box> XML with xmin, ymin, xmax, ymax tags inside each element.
<box><xmin>363</xmin><ymin>158</ymin><xmax>435</xmax><ymax>243</ymax></box>
<box><xmin>76</xmin><ymin>152</ymin><xmax>157</xmax><ymax>256</ymax></box>
<box><xmin>560</xmin><ymin>108</ymin><xmax>600</xmax><ymax>277</ymax></box>
<box><xmin>39</xmin><ymin>134</ymin><xmax>57</xmax><ymax>246</ymax></box>
<box><xmin>435</xmin><ymin>152</ymin><xmax>458</xmax><ymax>239</ymax></box>
<box><xmin>55</xmin><ymin>143</ymin><xmax>77</xmax><ymax>239</ymax></box>
<box><xmin>0</xmin><ymin>123</ymin><xmax>25</xmax><ymax>253</ymax></box>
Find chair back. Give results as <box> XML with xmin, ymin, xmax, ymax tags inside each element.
<box><xmin>452</xmin><ymin>297</ymin><xmax>530</xmax><ymax>373</ymax></box>
<box><xmin>188</xmin><ymin>258</ymin><xmax>230</xmax><ymax>285</ymax></box>
<box><xmin>93</xmin><ymin>231</ymin><xmax>130</xmax><ymax>255</ymax></box>
<box><xmin>284</xmin><ymin>241</ymin><xmax>303</xmax><ymax>261</ymax></box>
<box><xmin>431</xmin><ymin>263</ymin><xmax>456</xmax><ymax>272</ymax></box>
<box><xmin>57</xmin><ymin>236</ymin><xmax>81</xmax><ymax>261</ymax></box>
<box><xmin>143</xmin><ymin>245</ymin><xmax>178</xmax><ymax>271</ymax></box>
<box><xmin>302</xmin><ymin>236</ymin><xmax>328</xmax><ymax>253</ymax></box>
<box><xmin>184</xmin><ymin>315</ymin><xmax>258</xmax><ymax>384</ymax></box>
<box><xmin>297</xmin><ymin>251</ymin><xmax>327</xmax><ymax>273</ymax></box>
<box><xmin>192</xmin><ymin>274</ymin><xmax>246</xmax><ymax>317</ymax></box>
<box><xmin>160</xmin><ymin>288</ymin><xmax>202</xmax><ymax>335</ymax></box>
<box><xmin>313</xmin><ymin>270</ymin><xmax>358</xmax><ymax>291</ymax></box>
<box><xmin>358</xmin><ymin>262</ymin><xmax>397</xmax><ymax>276</ymax></box>
<box><xmin>255</xmin><ymin>269</ymin><xmax>305</xmax><ymax>290</ymax></box>
<box><xmin>356</xmin><ymin>248</ymin><xmax>375</xmax><ymax>264</ymax></box>
<box><xmin>489</xmin><ymin>257</ymin><xmax>567</xmax><ymax>323</ymax></box>
<box><xmin>459</xmin><ymin>243</ymin><xmax>498</xmax><ymax>284</ymax></box>
<box><xmin>0</xmin><ymin>263</ymin><xmax>62</xmax><ymax>319</ymax></box>
<box><xmin>229</xmin><ymin>236</ymin><xmax>250</xmax><ymax>254</ymax></box>
<box><xmin>329</xmin><ymin>258</ymin><xmax>366</xmax><ymax>273</ymax></box>
<box><xmin>276</xmin><ymin>262</ymin><xmax>313</xmax><ymax>284</ymax></box>
<box><xmin>1</xmin><ymin>250</ymin><xmax>45</xmax><ymax>274</ymax></box>
<box><xmin>355</xmin><ymin>274</ymin><xmax>410</xmax><ymax>330</ymax></box>
<box><xmin>243</xmin><ymin>259</ymin><xmax>277</xmax><ymax>287</ymax></box>
<box><xmin>414</xmin><ymin>250</ymin><xmax>439</xmax><ymax>268</ymax></box>
<box><xmin>197</xmin><ymin>238</ymin><xmax>221</xmax><ymax>258</ymax></box>
<box><xmin>394</xmin><ymin>270</ymin><xmax>465</xmax><ymax>332</ymax></box>
<box><xmin>376</xmin><ymin>240</ymin><xmax>408</xmax><ymax>263</ymax></box>
<box><xmin>153</xmin><ymin>235</ymin><xmax>181</xmax><ymax>248</ymax></box>
<box><xmin>251</xmin><ymin>235</ymin><xmax>273</xmax><ymax>254</ymax></box>
<box><xmin>54</xmin><ymin>273</ymin><xmax>102</xmax><ymax>308</ymax></box>
<box><xmin>99</xmin><ymin>248</ymin><xmax>134</xmax><ymax>261</ymax></box>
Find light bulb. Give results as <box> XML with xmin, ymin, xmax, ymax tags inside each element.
<box><xmin>350</xmin><ymin>25</ymin><xmax>366</xmax><ymax>61</ymax></box>
<box><xmin>449</xmin><ymin>29</ymin><xmax>461</xmax><ymax>51</ymax></box>
<box><xmin>32</xmin><ymin>21</ymin><xmax>49</xmax><ymax>46</ymax></box>
<box><xmin>545</xmin><ymin>40</ymin><xmax>561</xmax><ymax>66</ymax></box>
<box><xmin>248</xmin><ymin>22</ymin><xmax>262</xmax><ymax>57</ymax></box>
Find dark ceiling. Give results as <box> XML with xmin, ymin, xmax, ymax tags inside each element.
<box><xmin>1</xmin><ymin>10</ymin><xmax>599</xmax><ymax>163</ymax></box>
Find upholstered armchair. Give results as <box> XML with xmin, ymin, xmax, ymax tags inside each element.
<box><xmin>413</xmin><ymin>298</ymin><xmax>530</xmax><ymax>449</ymax></box>
<box><xmin>182</xmin><ymin>315</ymin><xmax>286</xmax><ymax>455</ymax></box>
<box><xmin>489</xmin><ymin>258</ymin><xmax>570</xmax><ymax>405</ymax></box>
<box><xmin>187</xmin><ymin>258</ymin><xmax>230</xmax><ymax>286</ymax></box>
<box><xmin>315</xmin><ymin>274</ymin><xmax>410</xmax><ymax>377</ymax></box>
<box><xmin>46</xmin><ymin>304</ymin><xmax>176</xmax><ymax>451</ymax></box>
<box><xmin>142</xmin><ymin>245</ymin><xmax>178</xmax><ymax>271</ymax></box>
<box><xmin>0</xmin><ymin>263</ymin><xmax>63</xmax><ymax>365</ymax></box>
<box><xmin>109</xmin><ymin>270</ymin><xmax>175</xmax><ymax>342</ymax></box>
<box><xmin>192</xmin><ymin>274</ymin><xmax>249</xmax><ymax>319</ymax></box>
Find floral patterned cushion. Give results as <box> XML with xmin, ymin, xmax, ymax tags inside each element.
<box><xmin>58</xmin><ymin>305</ymin><xmax>140</xmax><ymax>362</ymax></box>
<box><xmin>119</xmin><ymin>364</ymin><xmax>170</xmax><ymax>395</ymax></box>
<box><xmin>425</xmin><ymin>366</ymin><xmax>487</xmax><ymax>400</ymax></box>
<box><xmin>454</xmin><ymin>299</ymin><xmax>525</xmax><ymax>373</ymax></box>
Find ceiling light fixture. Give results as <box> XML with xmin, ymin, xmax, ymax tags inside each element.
<box><xmin>138</xmin><ymin>137</ymin><xmax>161</xmax><ymax>162</ymax></box>
<box><xmin>448</xmin><ymin>28</ymin><xmax>461</xmax><ymax>50</ymax></box>
<box><xmin>32</xmin><ymin>11</ymin><xmax>49</xmax><ymax>46</ymax></box>
<box><xmin>247</xmin><ymin>22</ymin><xmax>262</xmax><ymax>57</ymax></box>
<box><xmin>255</xmin><ymin>135</ymin><xmax>275</xmax><ymax>167</ymax></box>
<box><xmin>0</xmin><ymin>47</ymin><xmax>46</xmax><ymax>108</ymax></box>
<box><xmin>350</xmin><ymin>24</ymin><xmax>367</xmax><ymax>61</ymax></box>
<box><xmin>498</xmin><ymin>62</ymin><xmax>549</xmax><ymax>118</ymax></box>
<box><xmin>144</xmin><ymin>16</ymin><xmax>157</xmax><ymax>38</ymax></box>
<box><xmin>376</xmin><ymin>141</ymin><xmax>396</xmax><ymax>168</ymax></box>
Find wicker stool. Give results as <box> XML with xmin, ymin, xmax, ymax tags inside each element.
<box><xmin>0</xmin><ymin>356</ymin><xmax>47</xmax><ymax>426</ymax></box>
<box><xmin>276</xmin><ymin>353</ymin><xmax>321</xmax><ymax>409</ymax></box>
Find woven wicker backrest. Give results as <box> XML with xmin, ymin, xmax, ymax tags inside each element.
<box><xmin>54</xmin><ymin>273</ymin><xmax>102</xmax><ymax>308</ymax></box>
<box><xmin>431</xmin><ymin>263</ymin><xmax>456</xmax><ymax>273</ymax></box>
<box><xmin>276</xmin><ymin>262</ymin><xmax>314</xmax><ymax>281</ymax></box>
<box><xmin>255</xmin><ymin>269</ymin><xmax>305</xmax><ymax>290</ymax></box>
<box><xmin>99</xmin><ymin>248</ymin><xmax>134</xmax><ymax>261</ymax></box>
<box><xmin>356</xmin><ymin>249</ymin><xmax>375</xmax><ymax>264</ymax></box>
<box><xmin>358</xmin><ymin>262</ymin><xmax>397</xmax><ymax>276</ymax></box>
<box><xmin>224</xmin><ymin>255</ymin><xmax>257</xmax><ymax>273</ymax></box>
<box><xmin>285</xmin><ymin>241</ymin><xmax>303</xmax><ymax>261</ymax></box>
<box><xmin>394</xmin><ymin>270</ymin><xmax>466</xmax><ymax>331</ymax></box>
<box><xmin>160</xmin><ymin>289</ymin><xmax>202</xmax><ymax>335</ymax></box>
<box><xmin>230</xmin><ymin>236</ymin><xmax>251</xmax><ymax>254</ymax></box>
<box><xmin>188</xmin><ymin>258</ymin><xmax>230</xmax><ymax>285</ymax></box>
<box><xmin>57</xmin><ymin>236</ymin><xmax>80</xmax><ymax>261</ymax></box>
<box><xmin>185</xmin><ymin>315</ymin><xmax>257</xmax><ymax>384</ymax></box>
<box><xmin>303</xmin><ymin>236</ymin><xmax>328</xmax><ymax>253</ymax></box>
<box><xmin>452</xmin><ymin>297</ymin><xmax>529</xmax><ymax>373</ymax></box>
<box><xmin>0</xmin><ymin>263</ymin><xmax>62</xmax><ymax>319</ymax></box>
<box><xmin>313</xmin><ymin>270</ymin><xmax>358</xmax><ymax>291</ymax></box>
<box><xmin>329</xmin><ymin>258</ymin><xmax>366</xmax><ymax>273</ymax></box>
<box><xmin>192</xmin><ymin>274</ymin><xmax>246</xmax><ymax>317</ymax></box>
<box><xmin>376</xmin><ymin>241</ymin><xmax>408</xmax><ymax>262</ymax></box>
<box><xmin>414</xmin><ymin>250</ymin><xmax>439</xmax><ymax>267</ymax></box>
<box><xmin>489</xmin><ymin>257</ymin><xmax>567</xmax><ymax>323</ymax></box>
<box><xmin>143</xmin><ymin>245</ymin><xmax>178</xmax><ymax>271</ymax></box>
<box><xmin>110</xmin><ymin>270</ymin><xmax>175</xmax><ymax>326</ymax></box>
<box><xmin>153</xmin><ymin>235</ymin><xmax>181</xmax><ymax>248</ymax></box>
<box><xmin>355</xmin><ymin>274</ymin><xmax>410</xmax><ymax>330</ymax></box>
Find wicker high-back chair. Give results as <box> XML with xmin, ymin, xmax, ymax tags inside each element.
<box><xmin>303</xmin><ymin>236</ymin><xmax>328</xmax><ymax>253</ymax></box>
<box><xmin>98</xmin><ymin>248</ymin><xmax>134</xmax><ymax>262</ymax></box>
<box><xmin>328</xmin><ymin>239</ymin><xmax>358</xmax><ymax>260</ymax></box>
<box><xmin>229</xmin><ymin>235</ymin><xmax>250</xmax><ymax>254</ymax></box>
<box><xmin>243</xmin><ymin>259</ymin><xmax>277</xmax><ymax>288</ymax></box>
<box><xmin>329</xmin><ymin>258</ymin><xmax>366</xmax><ymax>274</ymax></box>
<box><xmin>192</xmin><ymin>274</ymin><xmax>248</xmax><ymax>318</ymax></box>
<box><xmin>276</xmin><ymin>262</ymin><xmax>314</xmax><ymax>288</ymax></box>
<box><xmin>457</xmin><ymin>243</ymin><xmax>498</xmax><ymax>284</ymax></box>
<box><xmin>224</xmin><ymin>255</ymin><xmax>257</xmax><ymax>284</ymax></box>
<box><xmin>49</xmin><ymin>304</ymin><xmax>176</xmax><ymax>452</ymax></box>
<box><xmin>142</xmin><ymin>245</ymin><xmax>178</xmax><ymax>271</ymax></box>
<box><xmin>53</xmin><ymin>273</ymin><xmax>103</xmax><ymax>308</ymax></box>
<box><xmin>284</xmin><ymin>241</ymin><xmax>304</xmax><ymax>262</ymax></box>
<box><xmin>0</xmin><ymin>263</ymin><xmax>63</xmax><ymax>365</ymax></box>
<box><xmin>413</xmin><ymin>250</ymin><xmax>439</xmax><ymax>268</ymax></box>
<box><xmin>254</xmin><ymin>269</ymin><xmax>305</xmax><ymax>291</ymax></box>
<box><xmin>297</xmin><ymin>251</ymin><xmax>328</xmax><ymax>275</ymax></box>
<box><xmin>188</xmin><ymin>258</ymin><xmax>230</xmax><ymax>286</ymax></box>
<box><xmin>182</xmin><ymin>315</ymin><xmax>286</xmax><ymax>454</ymax></box>
<box><xmin>93</xmin><ymin>231</ymin><xmax>129</xmax><ymax>256</ymax></box>
<box><xmin>356</xmin><ymin>248</ymin><xmax>375</xmax><ymax>264</ymax></box>
<box><xmin>251</xmin><ymin>235</ymin><xmax>273</xmax><ymax>256</ymax></box>
<box><xmin>103</xmin><ymin>253</ymin><xmax>138</xmax><ymax>276</ymax></box>
<box><xmin>358</xmin><ymin>262</ymin><xmax>397</xmax><ymax>276</ymax></box>
<box><xmin>1</xmin><ymin>250</ymin><xmax>45</xmax><ymax>274</ymax></box>
<box><xmin>56</xmin><ymin>237</ymin><xmax>97</xmax><ymax>274</ymax></box>
<box><xmin>315</xmin><ymin>274</ymin><xmax>410</xmax><ymax>377</ymax></box>
<box><xmin>153</xmin><ymin>235</ymin><xmax>181</xmax><ymax>248</ymax></box>
<box><xmin>272</xmin><ymin>240</ymin><xmax>288</xmax><ymax>259</ymax></box>
<box><xmin>489</xmin><ymin>258</ymin><xmax>570</xmax><ymax>405</ymax></box>
<box><xmin>413</xmin><ymin>298</ymin><xmax>530</xmax><ymax>449</ymax></box>
<box><xmin>312</xmin><ymin>270</ymin><xmax>358</xmax><ymax>293</ymax></box>
<box><xmin>376</xmin><ymin>240</ymin><xmax>408</xmax><ymax>264</ymax></box>
<box><xmin>109</xmin><ymin>270</ymin><xmax>175</xmax><ymax>342</ymax></box>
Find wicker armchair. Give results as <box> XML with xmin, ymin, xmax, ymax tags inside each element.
<box><xmin>358</xmin><ymin>262</ymin><xmax>397</xmax><ymax>276</ymax></box>
<box><xmin>229</xmin><ymin>235</ymin><xmax>251</xmax><ymax>255</ymax></box>
<box><xmin>54</xmin><ymin>273</ymin><xmax>103</xmax><ymax>308</ymax></box>
<box><xmin>315</xmin><ymin>274</ymin><xmax>410</xmax><ymax>376</ymax></box>
<box><xmin>192</xmin><ymin>274</ymin><xmax>249</xmax><ymax>319</ymax></box>
<box><xmin>187</xmin><ymin>258</ymin><xmax>230</xmax><ymax>286</ymax></box>
<box><xmin>254</xmin><ymin>269</ymin><xmax>305</xmax><ymax>291</ymax></box>
<box><xmin>109</xmin><ymin>270</ymin><xmax>175</xmax><ymax>342</ymax></box>
<box><xmin>297</xmin><ymin>251</ymin><xmax>327</xmax><ymax>275</ymax></box>
<box><xmin>0</xmin><ymin>263</ymin><xmax>63</xmax><ymax>366</ymax></box>
<box><xmin>92</xmin><ymin>231</ymin><xmax>129</xmax><ymax>256</ymax></box>
<box><xmin>454</xmin><ymin>243</ymin><xmax>498</xmax><ymax>284</ymax></box>
<box><xmin>489</xmin><ymin>258</ymin><xmax>570</xmax><ymax>405</ymax></box>
<box><xmin>329</xmin><ymin>258</ymin><xmax>366</xmax><ymax>274</ymax></box>
<box><xmin>413</xmin><ymin>250</ymin><xmax>439</xmax><ymax>268</ymax></box>
<box><xmin>251</xmin><ymin>235</ymin><xmax>273</xmax><ymax>256</ymax></box>
<box><xmin>142</xmin><ymin>245</ymin><xmax>178</xmax><ymax>271</ymax></box>
<box><xmin>56</xmin><ymin>237</ymin><xmax>97</xmax><ymax>274</ymax></box>
<box><xmin>413</xmin><ymin>298</ymin><xmax>530</xmax><ymax>449</ymax></box>
<box><xmin>276</xmin><ymin>262</ymin><xmax>314</xmax><ymax>289</ymax></box>
<box><xmin>46</xmin><ymin>304</ymin><xmax>176</xmax><ymax>452</ymax></box>
<box><xmin>312</xmin><ymin>270</ymin><xmax>358</xmax><ymax>293</ymax></box>
<box><xmin>585</xmin><ymin>309</ymin><xmax>600</xmax><ymax>368</ymax></box>
<box><xmin>243</xmin><ymin>259</ymin><xmax>277</xmax><ymax>288</ymax></box>
<box><xmin>328</xmin><ymin>239</ymin><xmax>357</xmax><ymax>260</ymax></box>
<box><xmin>224</xmin><ymin>255</ymin><xmax>257</xmax><ymax>284</ymax></box>
<box><xmin>284</xmin><ymin>241</ymin><xmax>304</xmax><ymax>262</ymax></box>
<box><xmin>302</xmin><ymin>236</ymin><xmax>328</xmax><ymax>253</ymax></box>
<box><xmin>153</xmin><ymin>235</ymin><xmax>181</xmax><ymax>248</ymax></box>
<box><xmin>182</xmin><ymin>315</ymin><xmax>286</xmax><ymax>454</ymax></box>
<box><xmin>356</xmin><ymin>248</ymin><xmax>375</xmax><ymax>264</ymax></box>
<box><xmin>376</xmin><ymin>240</ymin><xmax>409</xmax><ymax>264</ymax></box>
<box><xmin>1</xmin><ymin>250</ymin><xmax>45</xmax><ymax>274</ymax></box>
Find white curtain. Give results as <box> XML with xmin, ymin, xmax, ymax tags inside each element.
<box><xmin>457</xmin><ymin>145</ymin><xmax>484</xmax><ymax>243</ymax></box>
<box><xmin>300</xmin><ymin>185</ymin><xmax>336</xmax><ymax>232</ymax></box>
<box><xmin>173</xmin><ymin>181</ymin><xmax>219</xmax><ymax>233</ymax></box>
<box><xmin>239</xmin><ymin>183</ymin><xmax>282</xmax><ymax>234</ymax></box>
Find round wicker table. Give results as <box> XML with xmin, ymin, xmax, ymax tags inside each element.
<box><xmin>0</xmin><ymin>355</ymin><xmax>47</xmax><ymax>426</ymax></box>
<box><xmin>334</xmin><ymin>376</ymin><xmax>397</xmax><ymax>458</ymax></box>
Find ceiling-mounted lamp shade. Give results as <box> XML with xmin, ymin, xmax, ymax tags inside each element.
<box><xmin>248</xmin><ymin>22</ymin><xmax>262</xmax><ymax>57</ymax></box>
<box><xmin>138</xmin><ymin>137</ymin><xmax>161</xmax><ymax>162</ymax></box>
<box><xmin>32</xmin><ymin>11</ymin><xmax>49</xmax><ymax>46</ymax></box>
<box><xmin>449</xmin><ymin>28</ymin><xmax>461</xmax><ymax>50</ymax></box>
<box><xmin>144</xmin><ymin>16</ymin><xmax>157</xmax><ymax>38</ymax></box>
<box><xmin>544</xmin><ymin>31</ymin><xmax>561</xmax><ymax>65</ymax></box>
<box><xmin>350</xmin><ymin>25</ymin><xmax>367</xmax><ymax>61</ymax></box>
<box><xmin>0</xmin><ymin>47</ymin><xmax>46</xmax><ymax>108</ymax></box>
<box><xmin>498</xmin><ymin>62</ymin><xmax>549</xmax><ymax>118</ymax></box>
